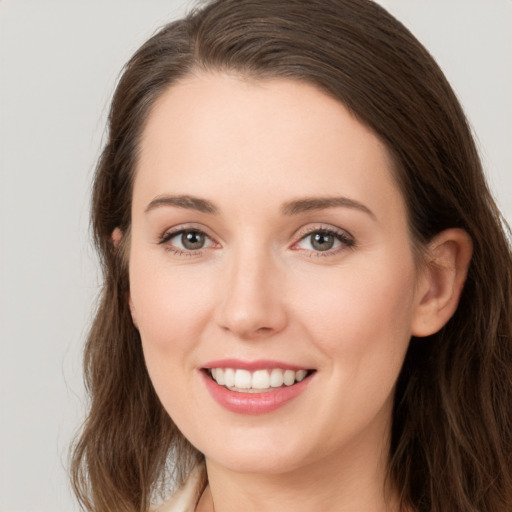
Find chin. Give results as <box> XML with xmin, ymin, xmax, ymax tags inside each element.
<box><xmin>207</xmin><ymin>449</ymin><xmax>309</xmax><ymax>476</ymax></box>
<box><xmin>194</xmin><ymin>427</ymin><xmax>321</xmax><ymax>476</ymax></box>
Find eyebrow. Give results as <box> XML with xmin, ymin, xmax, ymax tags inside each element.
<box><xmin>145</xmin><ymin>194</ymin><xmax>219</xmax><ymax>214</ymax></box>
<box><xmin>281</xmin><ymin>196</ymin><xmax>376</xmax><ymax>219</ymax></box>
<box><xmin>144</xmin><ymin>194</ymin><xmax>375</xmax><ymax>219</ymax></box>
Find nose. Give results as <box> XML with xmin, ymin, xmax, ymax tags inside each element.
<box><xmin>214</xmin><ymin>246</ymin><xmax>288</xmax><ymax>340</ymax></box>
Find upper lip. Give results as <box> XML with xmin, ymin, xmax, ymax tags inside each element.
<box><xmin>201</xmin><ymin>359</ymin><xmax>312</xmax><ymax>371</ymax></box>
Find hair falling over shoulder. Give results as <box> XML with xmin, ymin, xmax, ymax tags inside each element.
<box><xmin>70</xmin><ymin>1</ymin><xmax>512</xmax><ymax>511</ymax></box>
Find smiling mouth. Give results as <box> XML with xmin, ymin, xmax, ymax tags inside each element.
<box><xmin>204</xmin><ymin>367</ymin><xmax>315</xmax><ymax>393</ymax></box>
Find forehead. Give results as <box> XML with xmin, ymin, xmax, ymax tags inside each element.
<box><xmin>134</xmin><ymin>72</ymin><xmax>403</xmax><ymax>220</ymax></box>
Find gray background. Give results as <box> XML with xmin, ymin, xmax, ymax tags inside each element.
<box><xmin>1</xmin><ymin>1</ymin><xmax>510</xmax><ymax>510</ymax></box>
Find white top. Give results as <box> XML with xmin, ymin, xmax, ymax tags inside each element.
<box><xmin>153</xmin><ymin>465</ymin><xmax>204</xmax><ymax>512</ymax></box>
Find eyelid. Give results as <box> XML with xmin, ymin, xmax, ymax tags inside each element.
<box><xmin>291</xmin><ymin>223</ymin><xmax>355</xmax><ymax>255</ymax></box>
<box><xmin>156</xmin><ymin>222</ymin><xmax>354</xmax><ymax>257</ymax></box>
<box><xmin>293</xmin><ymin>223</ymin><xmax>354</xmax><ymax>243</ymax></box>
<box><xmin>158</xmin><ymin>223</ymin><xmax>220</xmax><ymax>253</ymax></box>
<box><xmin>159</xmin><ymin>222</ymin><xmax>216</xmax><ymax>239</ymax></box>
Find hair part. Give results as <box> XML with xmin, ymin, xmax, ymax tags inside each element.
<box><xmin>71</xmin><ymin>1</ymin><xmax>512</xmax><ymax>511</ymax></box>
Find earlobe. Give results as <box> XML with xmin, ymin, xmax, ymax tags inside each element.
<box><xmin>112</xmin><ymin>227</ymin><xmax>122</xmax><ymax>248</ymax></box>
<box><xmin>411</xmin><ymin>228</ymin><xmax>473</xmax><ymax>337</ymax></box>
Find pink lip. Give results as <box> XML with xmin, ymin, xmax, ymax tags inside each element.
<box><xmin>202</xmin><ymin>359</ymin><xmax>308</xmax><ymax>371</ymax></box>
<box><xmin>199</xmin><ymin>367</ymin><xmax>314</xmax><ymax>415</ymax></box>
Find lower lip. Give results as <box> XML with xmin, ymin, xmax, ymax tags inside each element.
<box><xmin>200</xmin><ymin>371</ymin><xmax>313</xmax><ymax>415</ymax></box>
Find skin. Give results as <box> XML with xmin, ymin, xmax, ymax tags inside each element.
<box><xmin>126</xmin><ymin>73</ymin><xmax>472</xmax><ymax>512</ymax></box>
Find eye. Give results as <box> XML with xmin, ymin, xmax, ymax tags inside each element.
<box><xmin>178</xmin><ymin>229</ymin><xmax>207</xmax><ymax>250</ymax></box>
<box><xmin>159</xmin><ymin>228</ymin><xmax>215</xmax><ymax>254</ymax></box>
<box><xmin>294</xmin><ymin>228</ymin><xmax>354</xmax><ymax>254</ymax></box>
<box><xmin>307</xmin><ymin>231</ymin><xmax>338</xmax><ymax>251</ymax></box>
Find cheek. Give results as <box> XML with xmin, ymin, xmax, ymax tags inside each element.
<box><xmin>129</xmin><ymin>256</ymin><xmax>217</xmax><ymax>352</ymax></box>
<box><xmin>128</xmin><ymin>255</ymin><xmax>215</xmax><ymax>414</ymax></box>
<box><xmin>293</xmin><ymin>255</ymin><xmax>417</xmax><ymax>362</ymax></box>
<box><xmin>289</xmin><ymin>260</ymin><xmax>417</xmax><ymax>439</ymax></box>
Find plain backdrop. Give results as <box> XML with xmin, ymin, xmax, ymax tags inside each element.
<box><xmin>0</xmin><ymin>1</ymin><xmax>510</xmax><ymax>511</ymax></box>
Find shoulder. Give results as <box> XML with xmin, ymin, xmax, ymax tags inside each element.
<box><xmin>153</xmin><ymin>465</ymin><xmax>205</xmax><ymax>512</ymax></box>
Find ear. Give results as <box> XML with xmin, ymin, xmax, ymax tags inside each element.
<box><xmin>411</xmin><ymin>228</ymin><xmax>473</xmax><ymax>337</ymax></box>
<box><xmin>112</xmin><ymin>227</ymin><xmax>122</xmax><ymax>248</ymax></box>
<box><xmin>111</xmin><ymin>227</ymin><xmax>138</xmax><ymax>328</ymax></box>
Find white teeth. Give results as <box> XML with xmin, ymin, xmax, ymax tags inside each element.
<box><xmin>215</xmin><ymin>368</ymin><xmax>225</xmax><ymax>385</ymax></box>
<box><xmin>209</xmin><ymin>367</ymin><xmax>310</xmax><ymax>391</ymax></box>
<box><xmin>283</xmin><ymin>369</ymin><xmax>295</xmax><ymax>386</ymax></box>
<box><xmin>252</xmin><ymin>370</ymin><xmax>270</xmax><ymax>389</ymax></box>
<box><xmin>270</xmin><ymin>368</ymin><xmax>284</xmax><ymax>387</ymax></box>
<box><xmin>224</xmin><ymin>368</ymin><xmax>235</xmax><ymax>387</ymax></box>
<box><xmin>296</xmin><ymin>369</ymin><xmax>307</xmax><ymax>382</ymax></box>
<box><xmin>234</xmin><ymin>369</ymin><xmax>252</xmax><ymax>389</ymax></box>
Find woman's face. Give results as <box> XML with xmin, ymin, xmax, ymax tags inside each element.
<box><xmin>128</xmin><ymin>73</ymin><xmax>427</xmax><ymax>476</ymax></box>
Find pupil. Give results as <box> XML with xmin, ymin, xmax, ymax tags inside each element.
<box><xmin>312</xmin><ymin>232</ymin><xmax>334</xmax><ymax>251</ymax></box>
<box><xmin>182</xmin><ymin>230</ymin><xmax>205</xmax><ymax>250</ymax></box>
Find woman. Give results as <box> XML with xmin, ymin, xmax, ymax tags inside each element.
<box><xmin>70</xmin><ymin>1</ymin><xmax>512</xmax><ymax>511</ymax></box>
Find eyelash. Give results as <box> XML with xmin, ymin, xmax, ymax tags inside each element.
<box><xmin>292</xmin><ymin>226</ymin><xmax>355</xmax><ymax>257</ymax></box>
<box><xmin>158</xmin><ymin>225</ymin><xmax>355</xmax><ymax>258</ymax></box>
<box><xmin>158</xmin><ymin>226</ymin><xmax>217</xmax><ymax>256</ymax></box>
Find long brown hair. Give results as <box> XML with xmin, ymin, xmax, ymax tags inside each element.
<box><xmin>71</xmin><ymin>1</ymin><xmax>512</xmax><ymax>511</ymax></box>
